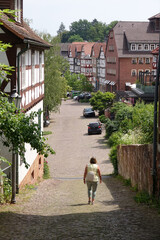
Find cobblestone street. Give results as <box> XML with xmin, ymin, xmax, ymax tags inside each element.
<box><xmin>0</xmin><ymin>99</ymin><xmax>160</xmax><ymax>239</ymax></box>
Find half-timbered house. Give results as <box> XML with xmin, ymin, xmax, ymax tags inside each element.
<box><xmin>0</xmin><ymin>0</ymin><xmax>51</xmax><ymax>189</ymax></box>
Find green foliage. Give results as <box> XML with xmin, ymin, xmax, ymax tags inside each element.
<box><xmin>99</xmin><ymin>114</ymin><xmax>107</xmax><ymax>123</ymax></box>
<box><xmin>65</xmin><ymin>72</ymin><xmax>93</xmax><ymax>92</ymax></box>
<box><xmin>109</xmin><ymin>146</ymin><xmax>118</xmax><ymax>175</ymax></box>
<box><xmin>105</xmin><ymin>118</ymin><xmax>119</xmax><ymax>139</ymax></box>
<box><xmin>0</xmin><ymin>95</ymin><xmax>55</xmax><ymax>168</ymax></box>
<box><xmin>41</xmin><ymin>34</ymin><xmax>69</xmax><ymax>113</ymax></box>
<box><xmin>42</xmin><ymin>131</ymin><xmax>52</xmax><ymax>136</ymax></box>
<box><xmin>60</xmin><ymin>19</ymin><xmax>118</xmax><ymax>42</ymax></box>
<box><xmin>134</xmin><ymin>191</ymin><xmax>160</xmax><ymax>212</ymax></box>
<box><xmin>89</xmin><ymin>91</ymin><xmax>115</xmax><ymax>115</ymax></box>
<box><xmin>105</xmin><ymin>101</ymin><xmax>154</xmax><ymax>174</ymax></box>
<box><xmin>0</xmin><ymin>177</ymin><xmax>12</xmax><ymax>203</ymax></box>
<box><xmin>43</xmin><ymin>159</ymin><xmax>50</xmax><ymax>179</ymax></box>
<box><xmin>68</xmin><ymin>34</ymin><xmax>84</xmax><ymax>43</ymax></box>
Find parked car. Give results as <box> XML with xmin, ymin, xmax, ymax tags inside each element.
<box><xmin>88</xmin><ymin>122</ymin><xmax>102</xmax><ymax>135</ymax></box>
<box><xmin>43</xmin><ymin>112</ymin><xmax>50</xmax><ymax>127</ymax></box>
<box><xmin>83</xmin><ymin>108</ymin><xmax>95</xmax><ymax>117</ymax></box>
<box><xmin>77</xmin><ymin>92</ymin><xmax>91</xmax><ymax>101</ymax></box>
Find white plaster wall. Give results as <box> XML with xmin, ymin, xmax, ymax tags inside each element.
<box><xmin>18</xmin><ymin>100</ymin><xmax>43</xmax><ymax>184</ymax></box>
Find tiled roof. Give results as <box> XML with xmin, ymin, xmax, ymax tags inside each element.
<box><xmin>91</xmin><ymin>42</ymin><xmax>103</xmax><ymax>58</ymax></box>
<box><xmin>114</xmin><ymin>21</ymin><xmax>159</xmax><ymax>58</ymax></box>
<box><xmin>152</xmin><ymin>47</ymin><xmax>159</xmax><ymax>55</ymax></box>
<box><xmin>149</xmin><ymin>13</ymin><xmax>160</xmax><ymax>20</ymax></box>
<box><xmin>83</xmin><ymin>42</ymin><xmax>95</xmax><ymax>56</ymax></box>
<box><xmin>0</xmin><ymin>13</ymin><xmax>51</xmax><ymax>48</ymax></box>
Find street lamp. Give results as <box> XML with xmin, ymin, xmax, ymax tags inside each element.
<box><xmin>9</xmin><ymin>88</ymin><xmax>21</xmax><ymax>203</ymax></box>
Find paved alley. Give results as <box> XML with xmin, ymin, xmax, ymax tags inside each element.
<box><xmin>0</xmin><ymin>99</ymin><xmax>160</xmax><ymax>240</ymax></box>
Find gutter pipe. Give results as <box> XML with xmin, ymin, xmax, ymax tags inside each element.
<box><xmin>153</xmin><ymin>40</ymin><xmax>160</xmax><ymax>196</ymax></box>
<box><xmin>16</xmin><ymin>41</ymin><xmax>29</xmax><ymax>194</ymax></box>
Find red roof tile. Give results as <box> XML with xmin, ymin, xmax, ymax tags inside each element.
<box><xmin>0</xmin><ymin>13</ymin><xmax>51</xmax><ymax>48</ymax></box>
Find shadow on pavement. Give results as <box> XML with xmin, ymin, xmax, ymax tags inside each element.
<box><xmin>0</xmin><ymin>205</ymin><xmax>160</xmax><ymax>240</ymax></box>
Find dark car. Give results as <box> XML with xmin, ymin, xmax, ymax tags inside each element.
<box><xmin>88</xmin><ymin>122</ymin><xmax>102</xmax><ymax>135</ymax></box>
<box><xmin>83</xmin><ymin>108</ymin><xmax>95</xmax><ymax>117</ymax></box>
<box><xmin>43</xmin><ymin>112</ymin><xmax>50</xmax><ymax>127</ymax></box>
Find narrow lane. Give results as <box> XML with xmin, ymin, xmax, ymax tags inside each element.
<box><xmin>0</xmin><ymin>99</ymin><xmax>160</xmax><ymax>240</ymax></box>
<box><xmin>47</xmin><ymin>99</ymin><xmax>113</xmax><ymax>179</ymax></box>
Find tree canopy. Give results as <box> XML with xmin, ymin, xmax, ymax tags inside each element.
<box><xmin>59</xmin><ymin>19</ymin><xmax>118</xmax><ymax>43</ymax></box>
<box><xmin>89</xmin><ymin>91</ymin><xmax>115</xmax><ymax>115</ymax></box>
<box><xmin>41</xmin><ymin>34</ymin><xmax>69</xmax><ymax>113</ymax></box>
<box><xmin>65</xmin><ymin>72</ymin><xmax>93</xmax><ymax>92</ymax></box>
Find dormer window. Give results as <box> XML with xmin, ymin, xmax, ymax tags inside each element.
<box><xmin>131</xmin><ymin>44</ymin><xmax>136</xmax><ymax>51</ymax></box>
<box><xmin>138</xmin><ymin>44</ymin><xmax>143</xmax><ymax>50</ymax></box>
<box><xmin>150</xmin><ymin>44</ymin><xmax>155</xmax><ymax>50</ymax></box>
<box><xmin>15</xmin><ymin>0</ymin><xmax>22</xmax><ymax>23</ymax></box>
<box><xmin>144</xmin><ymin>44</ymin><xmax>149</xmax><ymax>50</ymax></box>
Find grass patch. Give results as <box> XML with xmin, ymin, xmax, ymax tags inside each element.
<box><xmin>43</xmin><ymin>160</ymin><xmax>50</xmax><ymax>179</ymax></box>
<box><xmin>42</xmin><ymin>131</ymin><xmax>52</xmax><ymax>136</ymax></box>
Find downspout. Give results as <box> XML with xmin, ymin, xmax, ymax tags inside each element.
<box><xmin>16</xmin><ymin>42</ymin><xmax>29</xmax><ymax>193</ymax></box>
<box><xmin>153</xmin><ymin>41</ymin><xmax>160</xmax><ymax>197</ymax></box>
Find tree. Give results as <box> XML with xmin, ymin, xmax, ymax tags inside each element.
<box><xmin>57</xmin><ymin>22</ymin><xmax>66</xmax><ymax>35</ymax></box>
<box><xmin>65</xmin><ymin>72</ymin><xmax>93</xmax><ymax>92</ymax></box>
<box><xmin>41</xmin><ymin>34</ymin><xmax>69</xmax><ymax>112</ymax></box>
<box><xmin>89</xmin><ymin>91</ymin><xmax>115</xmax><ymax>115</ymax></box>
<box><xmin>60</xmin><ymin>19</ymin><xmax>118</xmax><ymax>43</ymax></box>
<box><xmin>0</xmin><ymin>95</ymin><xmax>55</xmax><ymax>168</ymax></box>
<box><xmin>68</xmin><ymin>34</ymin><xmax>84</xmax><ymax>43</ymax></box>
<box><xmin>0</xmin><ymin>10</ymin><xmax>55</xmax><ymax>168</ymax></box>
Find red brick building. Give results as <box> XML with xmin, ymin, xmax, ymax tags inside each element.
<box><xmin>106</xmin><ymin>13</ymin><xmax>160</xmax><ymax>92</ymax></box>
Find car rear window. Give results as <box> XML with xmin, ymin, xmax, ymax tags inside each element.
<box><xmin>89</xmin><ymin>123</ymin><xmax>99</xmax><ymax>127</ymax></box>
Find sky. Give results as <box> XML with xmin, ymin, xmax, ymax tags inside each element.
<box><xmin>23</xmin><ymin>0</ymin><xmax>160</xmax><ymax>36</ymax></box>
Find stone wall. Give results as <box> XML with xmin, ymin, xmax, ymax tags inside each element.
<box><xmin>19</xmin><ymin>154</ymin><xmax>44</xmax><ymax>189</ymax></box>
<box><xmin>117</xmin><ymin>144</ymin><xmax>153</xmax><ymax>195</ymax></box>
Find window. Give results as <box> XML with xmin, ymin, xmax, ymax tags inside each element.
<box><xmin>32</xmin><ymin>52</ymin><xmax>36</xmax><ymax>85</ymax></box>
<box><xmin>15</xmin><ymin>0</ymin><xmax>21</xmax><ymax>23</ymax></box>
<box><xmin>138</xmin><ymin>44</ymin><xmax>143</xmax><ymax>50</ymax></box>
<box><xmin>144</xmin><ymin>44</ymin><xmax>149</xmax><ymax>50</ymax></box>
<box><xmin>21</xmin><ymin>53</ymin><xmax>26</xmax><ymax>89</ymax></box>
<box><xmin>150</xmin><ymin>44</ymin><xmax>155</xmax><ymax>50</ymax></box>
<box><xmin>131</xmin><ymin>44</ymin><xmax>136</xmax><ymax>51</ymax></box>
<box><xmin>110</xmin><ymin>32</ymin><xmax>113</xmax><ymax>38</ymax></box>
<box><xmin>145</xmin><ymin>69</ymin><xmax>150</xmax><ymax>74</ymax></box>
<box><xmin>109</xmin><ymin>45</ymin><xmax>114</xmax><ymax>51</ymax></box>
<box><xmin>145</xmin><ymin>58</ymin><xmax>150</xmax><ymax>64</ymax></box>
<box><xmin>132</xmin><ymin>58</ymin><xmax>137</xmax><ymax>64</ymax></box>
<box><xmin>131</xmin><ymin>69</ymin><xmax>137</xmax><ymax>77</ymax></box>
<box><xmin>138</xmin><ymin>58</ymin><xmax>143</xmax><ymax>64</ymax></box>
<box><xmin>107</xmin><ymin>57</ymin><xmax>116</xmax><ymax>63</ymax></box>
<box><xmin>39</xmin><ymin>53</ymin><xmax>43</xmax><ymax>82</ymax></box>
<box><xmin>107</xmin><ymin>68</ymin><xmax>116</xmax><ymax>75</ymax></box>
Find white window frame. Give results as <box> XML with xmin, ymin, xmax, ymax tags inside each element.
<box><xmin>144</xmin><ymin>44</ymin><xmax>149</xmax><ymax>51</ymax></box>
<box><xmin>138</xmin><ymin>58</ymin><xmax>143</xmax><ymax>64</ymax></box>
<box><xmin>145</xmin><ymin>58</ymin><xmax>150</xmax><ymax>64</ymax></box>
<box><xmin>21</xmin><ymin>53</ymin><xmax>26</xmax><ymax>89</ymax></box>
<box><xmin>131</xmin><ymin>69</ymin><xmax>137</xmax><ymax>77</ymax></box>
<box><xmin>131</xmin><ymin>44</ymin><xmax>136</xmax><ymax>51</ymax></box>
<box><xmin>150</xmin><ymin>44</ymin><xmax>155</xmax><ymax>50</ymax></box>
<box><xmin>15</xmin><ymin>0</ymin><xmax>21</xmax><ymax>23</ymax></box>
<box><xmin>32</xmin><ymin>52</ymin><xmax>36</xmax><ymax>85</ymax></box>
<box><xmin>132</xmin><ymin>58</ymin><xmax>137</xmax><ymax>64</ymax></box>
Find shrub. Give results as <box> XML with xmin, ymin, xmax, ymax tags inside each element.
<box><xmin>109</xmin><ymin>146</ymin><xmax>118</xmax><ymax>175</ymax></box>
<box><xmin>43</xmin><ymin>159</ymin><xmax>50</xmax><ymax>179</ymax></box>
<box><xmin>0</xmin><ymin>177</ymin><xmax>12</xmax><ymax>203</ymax></box>
<box><xmin>105</xmin><ymin>118</ymin><xmax>119</xmax><ymax>139</ymax></box>
<box><xmin>99</xmin><ymin>114</ymin><xmax>107</xmax><ymax>123</ymax></box>
<box><xmin>108</xmin><ymin>131</ymin><xmax>123</xmax><ymax>147</ymax></box>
